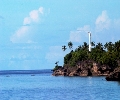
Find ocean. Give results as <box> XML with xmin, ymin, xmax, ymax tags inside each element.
<box><xmin>0</xmin><ymin>70</ymin><xmax>120</xmax><ymax>100</ymax></box>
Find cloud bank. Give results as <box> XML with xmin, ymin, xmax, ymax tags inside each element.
<box><xmin>23</xmin><ymin>7</ymin><xmax>44</xmax><ymax>25</ymax></box>
<box><xmin>95</xmin><ymin>10</ymin><xmax>111</xmax><ymax>32</ymax></box>
<box><xmin>69</xmin><ymin>10</ymin><xmax>120</xmax><ymax>44</ymax></box>
<box><xmin>68</xmin><ymin>25</ymin><xmax>91</xmax><ymax>43</ymax></box>
<box><xmin>10</xmin><ymin>7</ymin><xmax>44</xmax><ymax>43</ymax></box>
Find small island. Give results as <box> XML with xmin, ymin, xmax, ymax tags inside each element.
<box><xmin>52</xmin><ymin>40</ymin><xmax>120</xmax><ymax>81</ymax></box>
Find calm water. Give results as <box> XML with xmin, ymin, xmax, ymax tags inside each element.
<box><xmin>0</xmin><ymin>70</ymin><xmax>120</xmax><ymax>100</ymax></box>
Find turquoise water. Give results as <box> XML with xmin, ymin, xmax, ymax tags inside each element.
<box><xmin>0</xmin><ymin>70</ymin><xmax>120</xmax><ymax>100</ymax></box>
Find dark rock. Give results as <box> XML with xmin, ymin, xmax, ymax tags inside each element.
<box><xmin>52</xmin><ymin>60</ymin><xmax>114</xmax><ymax>77</ymax></box>
<box><xmin>106</xmin><ymin>67</ymin><xmax>120</xmax><ymax>81</ymax></box>
<box><xmin>88</xmin><ymin>68</ymin><xmax>92</xmax><ymax>76</ymax></box>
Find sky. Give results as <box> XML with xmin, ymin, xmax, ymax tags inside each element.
<box><xmin>0</xmin><ymin>0</ymin><xmax>120</xmax><ymax>70</ymax></box>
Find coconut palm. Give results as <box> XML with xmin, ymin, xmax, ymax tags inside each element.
<box><xmin>104</xmin><ymin>42</ymin><xmax>113</xmax><ymax>52</ymax></box>
<box><xmin>68</xmin><ymin>41</ymin><xmax>73</xmax><ymax>49</ymax></box>
<box><xmin>62</xmin><ymin>45</ymin><xmax>67</xmax><ymax>51</ymax></box>
<box><xmin>91</xmin><ymin>41</ymin><xmax>95</xmax><ymax>47</ymax></box>
<box><xmin>55</xmin><ymin>61</ymin><xmax>59</xmax><ymax>66</ymax></box>
<box><xmin>77</xmin><ymin>45</ymin><xmax>82</xmax><ymax>51</ymax></box>
<box><xmin>82</xmin><ymin>42</ymin><xmax>88</xmax><ymax>50</ymax></box>
<box><xmin>96</xmin><ymin>42</ymin><xmax>103</xmax><ymax>50</ymax></box>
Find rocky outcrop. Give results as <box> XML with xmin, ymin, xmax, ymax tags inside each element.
<box><xmin>52</xmin><ymin>60</ymin><xmax>113</xmax><ymax>76</ymax></box>
<box><xmin>106</xmin><ymin>67</ymin><xmax>120</xmax><ymax>81</ymax></box>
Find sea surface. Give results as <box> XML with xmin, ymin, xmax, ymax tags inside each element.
<box><xmin>0</xmin><ymin>70</ymin><xmax>120</xmax><ymax>100</ymax></box>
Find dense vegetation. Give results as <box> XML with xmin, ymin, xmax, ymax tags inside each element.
<box><xmin>63</xmin><ymin>40</ymin><xmax>120</xmax><ymax>69</ymax></box>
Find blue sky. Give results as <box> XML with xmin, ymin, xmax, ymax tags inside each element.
<box><xmin>0</xmin><ymin>0</ymin><xmax>120</xmax><ymax>70</ymax></box>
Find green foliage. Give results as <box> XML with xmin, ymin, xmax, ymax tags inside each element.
<box><xmin>64</xmin><ymin>52</ymin><xmax>72</xmax><ymax>64</ymax></box>
<box><xmin>64</xmin><ymin>40</ymin><xmax>120</xmax><ymax>68</ymax></box>
<box><xmin>53</xmin><ymin>65</ymin><xmax>62</xmax><ymax>71</ymax></box>
<box><xmin>62</xmin><ymin>45</ymin><xmax>67</xmax><ymax>51</ymax></box>
<box><xmin>68</xmin><ymin>41</ymin><xmax>73</xmax><ymax>49</ymax></box>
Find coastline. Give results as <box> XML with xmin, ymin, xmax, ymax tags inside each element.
<box><xmin>52</xmin><ymin>60</ymin><xmax>113</xmax><ymax>77</ymax></box>
<box><xmin>52</xmin><ymin>60</ymin><xmax>120</xmax><ymax>81</ymax></box>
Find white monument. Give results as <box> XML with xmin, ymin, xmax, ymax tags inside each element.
<box><xmin>88</xmin><ymin>32</ymin><xmax>91</xmax><ymax>52</ymax></box>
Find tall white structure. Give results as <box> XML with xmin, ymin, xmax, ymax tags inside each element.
<box><xmin>88</xmin><ymin>32</ymin><xmax>91</xmax><ymax>52</ymax></box>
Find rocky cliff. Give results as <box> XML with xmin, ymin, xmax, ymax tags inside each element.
<box><xmin>106</xmin><ymin>67</ymin><xmax>120</xmax><ymax>81</ymax></box>
<box><xmin>52</xmin><ymin>60</ymin><xmax>113</xmax><ymax>76</ymax></box>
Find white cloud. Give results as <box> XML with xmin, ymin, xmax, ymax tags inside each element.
<box><xmin>68</xmin><ymin>10</ymin><xmax>120</xmax><ymax>44</ymax></box>
<box><xmin>10</xmin><ymin>26</ymin><xmax>30</xmax><ymax>43</ymax></box>
<box><xmin>10</xmin><ymin>7</ymin><xmax>45</xmax><ymax>43</ymax></box>
<box><xmin>77</xmin><ymin>25</ymin><xmax>91</xmax><ymax>33</ymax></box>
<box><xmin>95</xmin><ymin>10</ymin><xmax>111</xmax><ymax>32</ymax></box>
<box><xmin>24</xmin><ymin>7</ymin><xmax>44</xmax><ymax>25</ymax></box>
<box><xmin>30</xmin><ymin>10</ymin><xmax>39</xmax><ymax>22</ymax></box>
<box><xmin>15</xmin><ymin>26</ymin><xmax>29</xmax><ymax>38</ymax></box>
<box><xmin>69</xmin><ymin>31</ymin><xmax>80</xmax><ymax>43</ymax></box>
<box><xmin>23</xmin><ymin>17</ymin><xmax>31</xmax><ymax>25</ymax></box>
<box><xmin>39</xmin><ymin>7</ymin><xmax>44</xmax><ymax>14</ymax></box>
<box><xmin>69</xmin><ymin>25</ymin><xmax>91</xmax><ymax>43</ymax></box>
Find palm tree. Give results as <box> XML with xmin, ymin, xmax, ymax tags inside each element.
<box><xmin>68</xmin><ymin>41</ymin><xmax>73</xmax><ymax>49</ymax></box>
<box><xmin>96</xmin><ymin>42</ymin><xmax>103</xmax><ymax>50</ymax></box>
<box><xmin>105</xmin><ymin>42</ymin><xmax>113</xmax><ymax>52</ymax></box>
<box><xmin>91</xmin><ymin>41</ymin><xmax>95</xmax><ymax>47</ymax></box>
<box><xmin>62</xmin><ymin>45</ymin><xmax>67</xmax><ymax>51</ymax></box>
<box><xmin>104</xmin><ymin>42</ymin><xmax>108</xmax><ymax>50</ymax></box>
<box><xmin>114</xmin><ymin>40</ymin><xmax>120</xmax><ymax>51</ymax></box>
<box><xmin>82</xmin><ymin>42</ymin><xmax>88</xmax><ymax>50</ymax></box>
<box><xmin>55</xmin><ymin>61</ymin><xmax>59</xmax><ymax>66</ymax></box>
<box><xmin>78</xmin><ymin>45</ymin><xmax>82</xmax><ymax>51</ymax></box>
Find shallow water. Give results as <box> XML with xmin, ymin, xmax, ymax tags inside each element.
<box><xmin>0</xmin><ymin>70</ymin><xmax>120</xmax><ymax>100</ymax></box>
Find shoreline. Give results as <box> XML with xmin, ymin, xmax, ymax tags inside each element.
<box><xmin>52</xmin><ymin>60</ymin><xmax>120</xmax><ymax>81</ymax></box>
